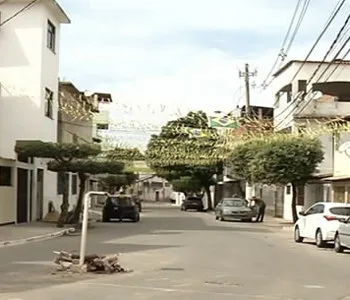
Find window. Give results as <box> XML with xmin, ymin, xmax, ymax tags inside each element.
<box><xmin>329</xmin><ymin>207</ymin><xmax>350</xmax><ymax>216</ymax></box>
<box><xmin>47</xmin><ymin>20</ymin><xmax>56</xmax><ymax>52</ymax></box>
<box><xmin>306</xmin><ymin>204</ymin><xmax>324</xmax><ymax>215</ymax></box>
<box><xmin>97</xmin><ymin>123</ymin><xmax>109</xmax><ymax>130</ymax></box>
<box><xmin>44</xmin><ymin>88</ymin><xmax>54</xmax><ymax>118</ymax></box>
<box><xmin>286</xmin><ymin>186</ymin><xmax>291</xmax><ymax>195</ymax></box>
<box><xmin>0</xmin><ymin>166</ymin><xmax>12</xmax><ymax>186</ymax></box>
<box><xmin>71</xmin><ymin>174</ymin><xmax>77</xmax><ymax>195</ymax></box>
<box><xmin>57</xmin><ymin>172</ymin><xmax>69</xmax><ymax>195</ymax></box>
<box><xmin>296</xmin><ymin>185</ymin><xmax>305</xmax><ymax>206</ymax></box>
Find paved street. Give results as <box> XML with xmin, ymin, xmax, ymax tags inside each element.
<box><xmin>0</xmin><ymin>203</ymin><xmax>350</xmax><ymax>300</ymax></box>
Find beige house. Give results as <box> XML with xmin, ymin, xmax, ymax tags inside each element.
<box><xmin>322</xmin><ymin>133</ymin><xmax>350</xmax><ymax>203</ymax></box>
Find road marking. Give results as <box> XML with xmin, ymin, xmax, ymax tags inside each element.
<box><xmin>80</xmin><ymin>282</ymin><xmax>289</xmax><ymax>299</ymax></box>
<box><xmin>304</xmin><ymin>285</ymin><xmax>324</xmax><ymax>289</ymax></box>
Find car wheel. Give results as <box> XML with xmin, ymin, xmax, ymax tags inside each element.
<box><xmin>133</xmin><ymin>214</ymin><xmax>140</xmax><ymax>222</ymax></box>
<box><xmin>294</xmin><ymin>226</ymin><xmax>304</xmax><ymax>243</ymax></box>
<box><xmin>315</xmin><ymin>229</ymin><xmax>325</xmax><ymax>248</ymax></box>
<box><xmin>215</xmin><ymin>215</ymin><xmax>219</xmax><ymax>220</ymax></box>
<box><xmin>334</xmin><ymin>233</ymin><xmax>344</xmax><ymax>253</ymax></box>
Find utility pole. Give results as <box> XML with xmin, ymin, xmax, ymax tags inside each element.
<box><xmin>239</xmin><ymin>63</ymin><xmax>257</xmax><ymax>117</ymax></box>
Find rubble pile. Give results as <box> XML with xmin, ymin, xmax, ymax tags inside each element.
<box><xmin>53</xmin><ymin>250</ymin><xmax>128</xmax><ymax>274</ymax></box>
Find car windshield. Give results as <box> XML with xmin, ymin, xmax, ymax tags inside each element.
<box><xmin>330</xmin><ymin>207</ymin><xmax>350</xmax><ymax>216</ymax></box>
<box><xmin>223</xmin><ymin>199</ymin><xmax>247</xmax><ymax>207</ymax></box>
<box><xmin>109</xmin><ymin>197</ymin><xmax>133</xmax><ymax>206</ymax></box>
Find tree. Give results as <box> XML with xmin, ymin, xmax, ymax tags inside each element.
<box><xmin>15</xmin><ymin>141</ymin><xmax>101</xmax><ymax>227</ymax></box>
<box><xmin>48</xmin><ymin>159</ymin><xmax>125</xmax><ymax>224</ymax></box>
<box><xmin>171</xmin><ymin>176</ymin><xmax>202</xmax><ymax>196</ymax></box>
<box><xmin>230</xmin><ymin>135</ymin><xmax>324</xmax><ymax>222</ymax></box>
<box><xmin>100</xmin><ymin>172</ymin><xmax>138</xmax><ymax>194</ymax></box>
<box><xmin>146</xmin><ymin>111</ymin><xmax>224</xmax><ymax>210</ymax></box>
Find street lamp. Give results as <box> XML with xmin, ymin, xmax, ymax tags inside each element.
<box><xmin>79</xmin><ymin>191</ymin><xmax>111</xmax><ymax>266</ymax></box>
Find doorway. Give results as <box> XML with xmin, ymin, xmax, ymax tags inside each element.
<box><xmin>36</xmin><ymin>169</ymin><xmax>44</xmax><ymax>220</ymax></box>
<box><xmin>17</xmin><ymin>168</ymin><xmax>28</xmax><ymax>223</ymax></box>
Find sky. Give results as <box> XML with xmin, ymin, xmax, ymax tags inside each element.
<box><xmin>57</xmin><ymin>0</ymin><xmax>350</xmax><ymax>149</ymax></box>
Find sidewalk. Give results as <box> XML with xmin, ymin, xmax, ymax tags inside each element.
<box><xmin>262</xmin><ymin>216</ymin><xmax>294</xmax><ymax>232</ymax></box>
<box><xmin>0</xmin><ymin>222</ymin><xmax>75</xmax><ymax>247</ymax></box>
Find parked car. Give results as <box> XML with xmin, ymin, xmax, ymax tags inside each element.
<box><xmin>294</xmin><ymin>202</ymin><xmax>350</xmax><ymax>247</ymax></box>
<box><xmin>180</xmin><ymin>196</ymin><xmax>204</xmax><ymax>211</ymax></box>
<box><xmin>334</xmin><ymin>212</ymin><xmax>350</xmax><ymax>253</ymax></box>
<box><xmin>102</xmin><ymin>195</ymin><xmax>140</xmax><ymax>222</ymax></box>
<box><xmin>215</xmin><ymin>198</ymin><xmax>256</xmax><ymax>222</ymax></box>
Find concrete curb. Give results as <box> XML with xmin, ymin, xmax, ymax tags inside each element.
<box><xmin>0</xmin><ymin>227</ymin><xmax>76</xmax><ymax>248</ymax></box>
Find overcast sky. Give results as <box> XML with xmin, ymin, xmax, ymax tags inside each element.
<box><xmin>57</xmin><ymin>0</ymin><xmax>350</xmax><ymax>149</ymax></box>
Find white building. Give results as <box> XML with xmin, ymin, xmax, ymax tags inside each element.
<box><xmin>273</xmin><ymin>59</ymin><xmax>350</xmax><ymax>221</ymax></box>
<box><xmin>0</xmin><ymin>0</ymin><xmax>70</xmax><ymax>225</ymax></box>
<box><xmin>91</xmin><ymin>92</ymin><xmax>114</xmax><ymax>149</ymax></box>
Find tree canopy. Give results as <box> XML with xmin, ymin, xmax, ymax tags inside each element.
<box><xmin>229</xmin><ymin>135</ymin><xmax>324</xmax><ymax>221</ymax></box>
<box><xmin>146</xmin><ymin>111</ymin><xmax>224</xmax><ymax>209</ymax></box>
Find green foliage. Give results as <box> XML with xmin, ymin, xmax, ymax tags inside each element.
<box><xmin>229</xmin><ymin>139</ymin><xmax>265</xmax><ymax>183</ymax></box>
<box><xmin>47</xmin><ymin>159</ymin><xmax>125</xmax><ymax>175</ymax></box>
<box><xmin>230</xmin><ymin>135</ymin><xmax>324</xmax><ymax>185</ymax></box>
<box><xmin>100</xmin><ymin>172</ymin><xmax>139</xmax><ymax>192</ymax></box>
<box><xmin>249</xmin><ymin>136</ymin><xmax>324</xmax><ymax>185</ymax></box>
<box><xmin>15</xmin><ymin>141</ymin><xmax>101</xmax><ymax>161</ymax></box>
<box><xmin>172</xmin><ymin>176</ymin><xmax>202</xmax><ymax>194</ymax></box>
<box><xmin>146</xmin><ymin>111</ymin><xmax>222</xmax><ymax>210</ymax></box>
<box><xmin>106</xmin><ymin>147</ymin><xmax>145</xmax><ymax>161</ymax></box>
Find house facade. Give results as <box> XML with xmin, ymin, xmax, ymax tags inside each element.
<box><xmin>55</xmin><ymin>81</ymin><xmax>101</xmax><ymax>214</ymax></box>
<box><xmin>272</xmin><ymin>60</ymin><xmax>350</xmax><ymax>221</ymax></box>
<box><xmin>0</xmin><ymin>0</ymin><xmax>70</xmax><ymax>225</ymax></box>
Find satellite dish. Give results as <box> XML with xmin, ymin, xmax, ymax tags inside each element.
<box><xmin>312</xmin><ymin>91</ymin><xmax>323</xmax><ymax>99</ymax></box>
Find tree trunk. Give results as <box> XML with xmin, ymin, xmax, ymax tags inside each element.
<box><xmin>291</xmin><ymin>183</ymin><xmax>298</xmax><ymax>223</ymax></box>
<box><xmin>57</xmin><ymin>174</ymin><xmax>69</xmax><ymax>228</ymax></box>
<box><xmin>71</xmin><ymin>173</ymin><xmax>88</xmax><ymax>224</ymax></box>
<box><xmin>204</xmin><ymin>185</ymin><xmax>213</xmax><ymax>211</ymax></box>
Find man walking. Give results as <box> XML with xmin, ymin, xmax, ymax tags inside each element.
<box><xmin>252</xmin><ymin>196</ymin><xmax>266</xmax><ymax>222</ymax></box>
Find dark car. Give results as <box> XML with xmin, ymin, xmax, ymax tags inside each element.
<box><xmin>102</xmin><ymin>196</ymin><xmax>140</xmax><ymax>222</ymax></box>
<box><xmin>181</xmin><ymin>196</ymin><xmax>204</xmax><ymax>212</ymax></box>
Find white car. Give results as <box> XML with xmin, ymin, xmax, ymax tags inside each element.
<box><xmin>294</xmin><ymin>202</ymin><xmax>350</xmax><ymax>248</ymax></box>
<box><xmin>334</xmin><ymin>216</ymin><xmax>350</xmax><ymax>253</ymax></box>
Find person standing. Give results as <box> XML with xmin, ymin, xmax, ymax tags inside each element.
<box><xmin>252</xmin><ymin>196</ymin><xmax>266</xmax><ymax>222</ymax></box>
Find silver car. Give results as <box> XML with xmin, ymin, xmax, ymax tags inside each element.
<box><xmin>215</xmin><ymin>198</ymin><xmax>256</xmax><ymax>222</ymax></box>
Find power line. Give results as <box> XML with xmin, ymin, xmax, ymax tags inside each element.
<box><xmin>260</xmin><ymin>0</ymin><xmax>309</xmax><ymax>89</ymax></box>
<box><xmin>273</xmin><ymin>2</ymin><xmax>348</xmax><ymax>121</ymax></box>
<box><xmin>0</xmin><ymin>0</ymin><xmax>38</xmax><ymax>27</ymax></box>
<box><xmin>285</xmin><ymin>0</ymin><xmax>311</xmax><ymax>54</ymax></box>
<box><xmin>288</xmin><ymin>0</ymin><xmax>347</xmax><ymax>83</ymax></box>
<box><xmin>275</xmin><ymin>25</ymin><xmax>350</xmax><ymax>129</ymax></box>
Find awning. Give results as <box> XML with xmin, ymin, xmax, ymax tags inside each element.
<box><xmin>321</xmin><ymin>175</ymin><xmax>350</xmax><ymax>182</ymax></box>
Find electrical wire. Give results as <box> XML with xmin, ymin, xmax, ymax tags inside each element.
<box><xmin>260</xmin><ymin>0</ymin><xmax>308</xmax><ymax>89</ymax></box>
<box><xmin>272</xmin><ymin>4</ymin><xmax>349</xmax><ymax>122</ymax></box>
<box><xmin>0</xmin><ymin>0</ymin><xmax>38</xmax><ymax>27</ymax></box>
<box><xmin>275</xmin><ymin>26</ymin><xmax>350</xmax><ymax>129</ymax></box>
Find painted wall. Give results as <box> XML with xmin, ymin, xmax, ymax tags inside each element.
<box><xmin>0</xmin><ymin>1</ymin><xmax>69</xmax><ymax>223</ymax></box>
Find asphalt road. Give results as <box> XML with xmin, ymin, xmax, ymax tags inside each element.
<box><xmin>0</xmin><ymin>203</ymin><xmax>350</xmax><ymax>300</ymax></box>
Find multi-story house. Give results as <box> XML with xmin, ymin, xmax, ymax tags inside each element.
<box><xmin>273</xmin><ymin>59</ymin><xmax>350</xmax><ymax>220</ymax></box>
<box><xmin>56</xmin><ymin>81</ymin><xmax>100</xmax><ymax>213</ymax></box>
<box><xmin>0</xmin><ymin>0</ymin><xmax>69</xmax><ymax>225</ymax></box>
<box><xmin>92</xmin><ymin>92</ymin><xmax>113</xmax><ymax>149</ymax></box>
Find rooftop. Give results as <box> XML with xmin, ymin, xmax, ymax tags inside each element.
<box><xmin>273</xmin><ymin>59</ymin><xmax>350</xmax><ymax>78</ymax></box>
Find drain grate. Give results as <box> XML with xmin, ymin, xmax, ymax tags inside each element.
<box><xmin>160</xmin><ymin>267</ymin><xmax>185</xmax><ymax>271</ymax></box>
